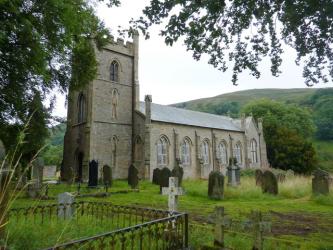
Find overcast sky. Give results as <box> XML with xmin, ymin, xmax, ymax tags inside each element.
<box><xmin>52</xmin><ymin>0</ymin><xmax>332</xmax><ymax>117</ymax></box>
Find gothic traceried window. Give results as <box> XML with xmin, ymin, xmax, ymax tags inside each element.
<box><xmin>234</xmin><ymin>142</ymin><xmax>242</xmax><ymax>164</ymax></box>
<box><xmin>250</xmin><ymin>139</ymin><xmax>258</xmax><ymax>163</ymax></box>
<box><xmin>180</xmin><ymin>138</ymin><xmax>191</xmax><ymax>166</ymax></box>
<box><xmin>157</xmin><ymin>136</ymin><xmax>169</xmax><ymax>166</ymax></box>
<box><xmin>110</xmin><ymin>61</ymin><xmax>119</xmax><ymax>82</ymax></box>
<box><xmin>218</xmin><ymin>141</ymin><xmax>228</xmax><ymax>165</ymax></box>
<box><xmin>77</xmin><ymin>93</ymin><xmax>85</xmax><ymax>123</ymax></box>
<box><xmin>111</xmin><ymin>89</ymin><xmax>119</xmax><ymax>119</ymax></box>
<box><xmin>201</xmin><ymin>140</ymin><xmax>210</xmax><ymax>165</ymax></box>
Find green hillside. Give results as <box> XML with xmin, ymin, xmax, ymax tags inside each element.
<box><xmin>173</xmin><ymin>88</ymin><xmax>320</xmax><ymax>112</ymax></box>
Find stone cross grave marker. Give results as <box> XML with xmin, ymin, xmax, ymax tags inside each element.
<box><xmin>211</xmin><ymin>206</ymin><xmax>231</xmax><ymax>248</ymax></box>
<box><xmin>58</xmin><ymin>192</ymin><xmax>75</xmax><ymax>219</ymax></box>
<box><xmin>162</xmin><ymin>177</ymin><xmax>184</xmax><ymax>212</ymax></box>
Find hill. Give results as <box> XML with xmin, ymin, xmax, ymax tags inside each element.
<box><xmin>172</xmin><ymin>88</ymin><xmax>321</xmax><ymax>114</ymax></box>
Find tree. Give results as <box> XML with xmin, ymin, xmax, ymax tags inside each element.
<box><xmin>132</xmin><ymin>0</ymin><xmax>333</xmax><ymax>86</ymax></box>
<box><xmin>0</xmin><ymin>0</ymin><xmax>118</xmax><ymax>154</ymax></box>
<box><xmin>242</xmin><ymin>99</ymin><xmax>316</xmax><ymax>173</ymax></box>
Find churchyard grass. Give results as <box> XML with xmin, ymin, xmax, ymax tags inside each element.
<box><xmin>10</xmin><ymin>176</ymin><xmax>333</xmax><ymax>249</ymax></box>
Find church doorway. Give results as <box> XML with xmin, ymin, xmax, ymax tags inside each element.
<box><xmin>76</xmin><ymin>152</ymin><xmax>84</xmax><ymax>182</ymax></box>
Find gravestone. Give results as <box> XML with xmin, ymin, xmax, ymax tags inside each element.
<box><xmin>32</xmin><ymin>157</ymin><xmax>44</xmax><ymax>188</ymax></box>
<box><xmin>312</xmin><ymin>169</ymin><xmax>330</xmax><ymax>195</ymax></box>
<box><xmin>162</xmin><ymin>177</ymin><xmax>184</xmax><ymax>212</ymax></box>
<box><xmin>255</xmin><ymin>169</ymin><xmax>263</xmax><ymax>186</ymax></box>
<box><xmin>88</xmin><ymin>160</ymin><xmax>98</xmax><ymax>187</ymax></box>
<box><xmin>227</xmin><ymin>163</ymin><xmax>240</xmax><ymax>187</ymax></box>
<box><xmin>208</xmin><ymin>171</ymin><xmax>224</xmax><ymax>200</ymax></box>
<box><xmin>58</xmin><ymin>192</ymin><xmax>75</xmax><ymax>219</ymax></box>
<box><xmin>103</xmin><ymin>165</ymin><xmax>112</xmax><ymax>187</ymax></box>
<box><xmin>159</xmin><ymin>167</ymin><xmax>171</xmax><ymax>193</ymax></box>
<box><xmin>276</xmin><ymin>173</ymin><xmax>286</xmax><ymax>183</ymax></box>
<box><xmin>0</xmin><ymin>170</ymin><xmax>11</xmax><ymax>240</ymax></box>
<box><xmin>152</xmin><ymin>168</ymin><xmax>161</xmax><ymax>185</ymax></box>
<box><xmin>171</xmin><ymin>166</ymin><xmax>184</xmax><ymax>186</ymax></box>
<box><xmin>43</xmin><ymin>166</ymin><xmax>57</xmax><ymax>179</ymax></box>
<box><xmin>128</xmin><ymin>164</ymin><xmax>139</xmax><ymax>189</ymax></box>
<box><xmin>261</xmin><ymin>170</ymin><xmax>278</xmax><ymax>195</ymax></box>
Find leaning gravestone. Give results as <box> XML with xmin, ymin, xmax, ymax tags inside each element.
<box><xmin>159</xmin><ymin>167</ymin><xmax>171</xmax><ymax>193</ymax></box>
<box><xmin>88</xmin><ymin>160</ymin><xmax>98</xmax><ymax>187</ymax></box>
<box><xmin>103</xmin><ymin>165</ymin><xmax>112</xmax><ymax>187</ymax></box>
<box><xmin>208</xmin><ymin>171</ymin><xmax>224</xmax><ymax>200</ymax></box>
<box><xmin>152</xmin><ymin>168</ymin><xmax>161</xmax><ymax>185</ymax></box>
<box><xmin>255</xmin><ymin>169</ymin><xmax>263</xmax><ymax>186</ymax></box>
<box><xmin>171</xmin><ymin>166</ymin><xmax>184</xmax><ymax>186</ymax></box>
<box><xmin>312</xmin><ymin>169</ymin><xmax>330</xmax><ymax>195</ymax></box>
<box><xmin>58</xmin><ymin>192</ymin><xmax>75</xmax><ymax>219</ymax></box>
<box><xmin>128</xmin><ymin>164</ymin><xmax>139</xmax><ymax>189</ymax></box>
<box><xmin>261</xmin><ymin>170</ymin><xmax>278</xmax><ymax>195</ymax></box>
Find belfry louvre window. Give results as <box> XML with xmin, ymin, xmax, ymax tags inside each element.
<box><xmin>250</xmin><ymin>139</ymin><xmax>258</xmax><ymax>163</ymax></box>
<box><xmin>201</xmin><ymin>140</ymin><xmax>210</xmax><ymax>165</ymax></box>
<box><xmin>180</xmin><ymin>138</ymin><xmax>191</xmax><ymax>166</ymax></box>
<box><xmin>157</xmin><ymin>136</ymin><xmax>168</xmax><ymax>166</ymax></box>
<box><xmin>218</xmin><ymin>142</ymin><xmax>228</xmax><ymax>165</ymax></box>
<box><xmin>110</xmin><ymin>61</ymin><xmax>119</xmax><ymax>82</ymax></box>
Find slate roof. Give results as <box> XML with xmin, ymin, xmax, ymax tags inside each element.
<box><xmin>139</xmin><ymin>102</ymin><xmax>243</xmax><ymax>132</ymax></box>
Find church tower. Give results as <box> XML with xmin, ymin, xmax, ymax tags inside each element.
<box><xmin>63</xmin><ymin>33</ymin><xmax>140</xmax><ymax>182</ymax></box>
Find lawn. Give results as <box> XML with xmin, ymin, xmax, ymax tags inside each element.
<box><xmin>8</xmin><ymin>176</ymin><xmax>333</xmax><ymax>249</ymax></box>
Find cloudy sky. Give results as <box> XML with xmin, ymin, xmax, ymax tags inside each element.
<box><xmin>52</xmin><ymin>0</ymin><xmax>332</xmax><ymax>117</ymax></box>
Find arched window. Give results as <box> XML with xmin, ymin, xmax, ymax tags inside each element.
<box><xmin>234</xmin><ymin>142</ymin><xmax>242</xmax><ymax>165</ymax></box>
<box><xmin>77</xmin><ymin>93</ymin><xmax>85</xmax><ymax>123</ymax></box>
<box><xmin>250</xmin><ymin>139</ymin><xmax>258</xmax><ymax>163</ymax></box>
<box><xmin>157</xmin><ymin>136</ymin><xmax>169</xmax><ymax>166</ymax></box>
<box><xmin>110</xmin><ymin>61</ymin><xmax>119</xmax><ymax>82</ymax></box>
<box><xmin>180</xmin><ymin>138</ymin><xmax>191</xmax><ymax>166</ymax></box>
<box><xmin>218</xmin><ymin>141</ymin><xmax>228</xmax><ymax>165</ymax></box>
<box><xmin>111</xmin><ymin>89</ymin><xmax>119</xmax><ymax>119</ymax></box>
<box><xmin>112</xmin><ymin>136</ymin><xmax>118</xmax><ymax>169</ymax></box>
<box><xmin>201</xmin><ymin>140</ymin><xmax>210</xmax><ymax>165</ymax></box>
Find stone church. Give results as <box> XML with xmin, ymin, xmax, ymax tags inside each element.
<box><xmin>62</xmin><ymin>33</ymin><xmax>268</xmax><ymax>182</ymax></box>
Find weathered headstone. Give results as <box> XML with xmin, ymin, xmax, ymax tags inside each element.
<box><xmin>227</xmin><ymin>163</ymin><xmax>240</xmax><ymax>187</ymax></box>
<box><xmin>255</xmin><ymin>169</ymin><xmax>263</xmax><ymax>186</ymax></box>
<box><xmin>0</xmin><ymin>170</ymin><xmax>12</xmax><ymax>240</ymax></box>
<box><xmin>312</xmin><ymin>169</ymin><xmax>330</xmax><ymax>195</ymax></box>
<box><xmin>261</xmin><ymin>170</ymin><xmax>278</xmax><ymax>195</ymax></box>
<box><xmin>208</xmin><ymin>171</ymin><xmax>224</xmax><ymax>200</ymax></box>
<box><xmin>276</xmin><ymin>173</ymin><xmax>286</xmax><ymax>183</ymax></box>
<box><xmin>32</xmin><ymin>157</ymin><xmax>44</xmax><ymax>188</ymax></box>
<box><xmin>171</xmin><ymin>166</ymin><xmax>184</xmax><ymax>186</ymax></box>
<box><xmin>159</xmin><ymin>167</ymin><xmax>171</xmax><ymax>193</ymax></box>
<box><xmin>58</xmin><ymin>192</ymin><xmax>75</xmax><ymax>219</ymax></box>
<box><xmin>43</xmin><ymin>165</ymin><xmax>57</xmax><ymax>179</ymax></box>
<box><xmin>88</xmin><ymin>160</ymin><xmax>98</xmax><ymax>187</ymax></box>
<box><xmin>103</xmin><ymin>165</ymin><xmax>112</xmax><ymax>187</ymax></box>
<box><xmin>162</xmin><ymin>177</ymin><xmax>184</xmax><ymax>212</ymax></box>
<box><xmin>152</xmin><ymin>168</ymin><xmax>161</xmax><ymax>185</ymax></box>
<box><xmin>128</xmin><ymin>164</ymin><xmax>139</xmax><ymax>189</ymax></box>
<box><xmin>27</xmin><ymin>182</ymin><xmax>41</xmax><ymax>199</ymax></box>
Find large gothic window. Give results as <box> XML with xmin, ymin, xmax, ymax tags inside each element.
<box><xmin>218</xmin><ymin>141</ymin><xmax>228</xmax><ymax>165</ymax></box>
<box><xmin>111</xmin><ymin>89</ymin><xmax>119</xmax><ymax>119</ymax></box>
<box><xmin>77</xmin><ymin>93</ymin><xmax>85</xmax><ymax>123</ymax></box>
<box><xmin>110</xmin><ymin>61</ymin><xmax>119</xmax><ymax>82</ymax></box>
<box><xmin>234</xmin><ymin>142</ymin><xmax>242</xmax><ymax>165</ymax></box>
<box><xmin>180</xmin><ymin>138</ymin><xmax>191</xmax><ymax>166</ymax></box>
<box><xmin>250</xmin><ymin>139</ymin><xmax>258</xmax><ymax>163</ymax></box>
<box><xmin>157</xmin><ymin>136</ymin><xmax>169</xmax><ymax>166</ymax></box>
<box><xmin>201</xmin><ymin>140</ymin><xmax>210</xmax><ymax>165</ymax></box>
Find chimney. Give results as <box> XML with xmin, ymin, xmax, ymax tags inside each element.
<box><xmin>145</xmin><ymin>95</ymin><xmax>152</xmax><ymax>124</ymax></box>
